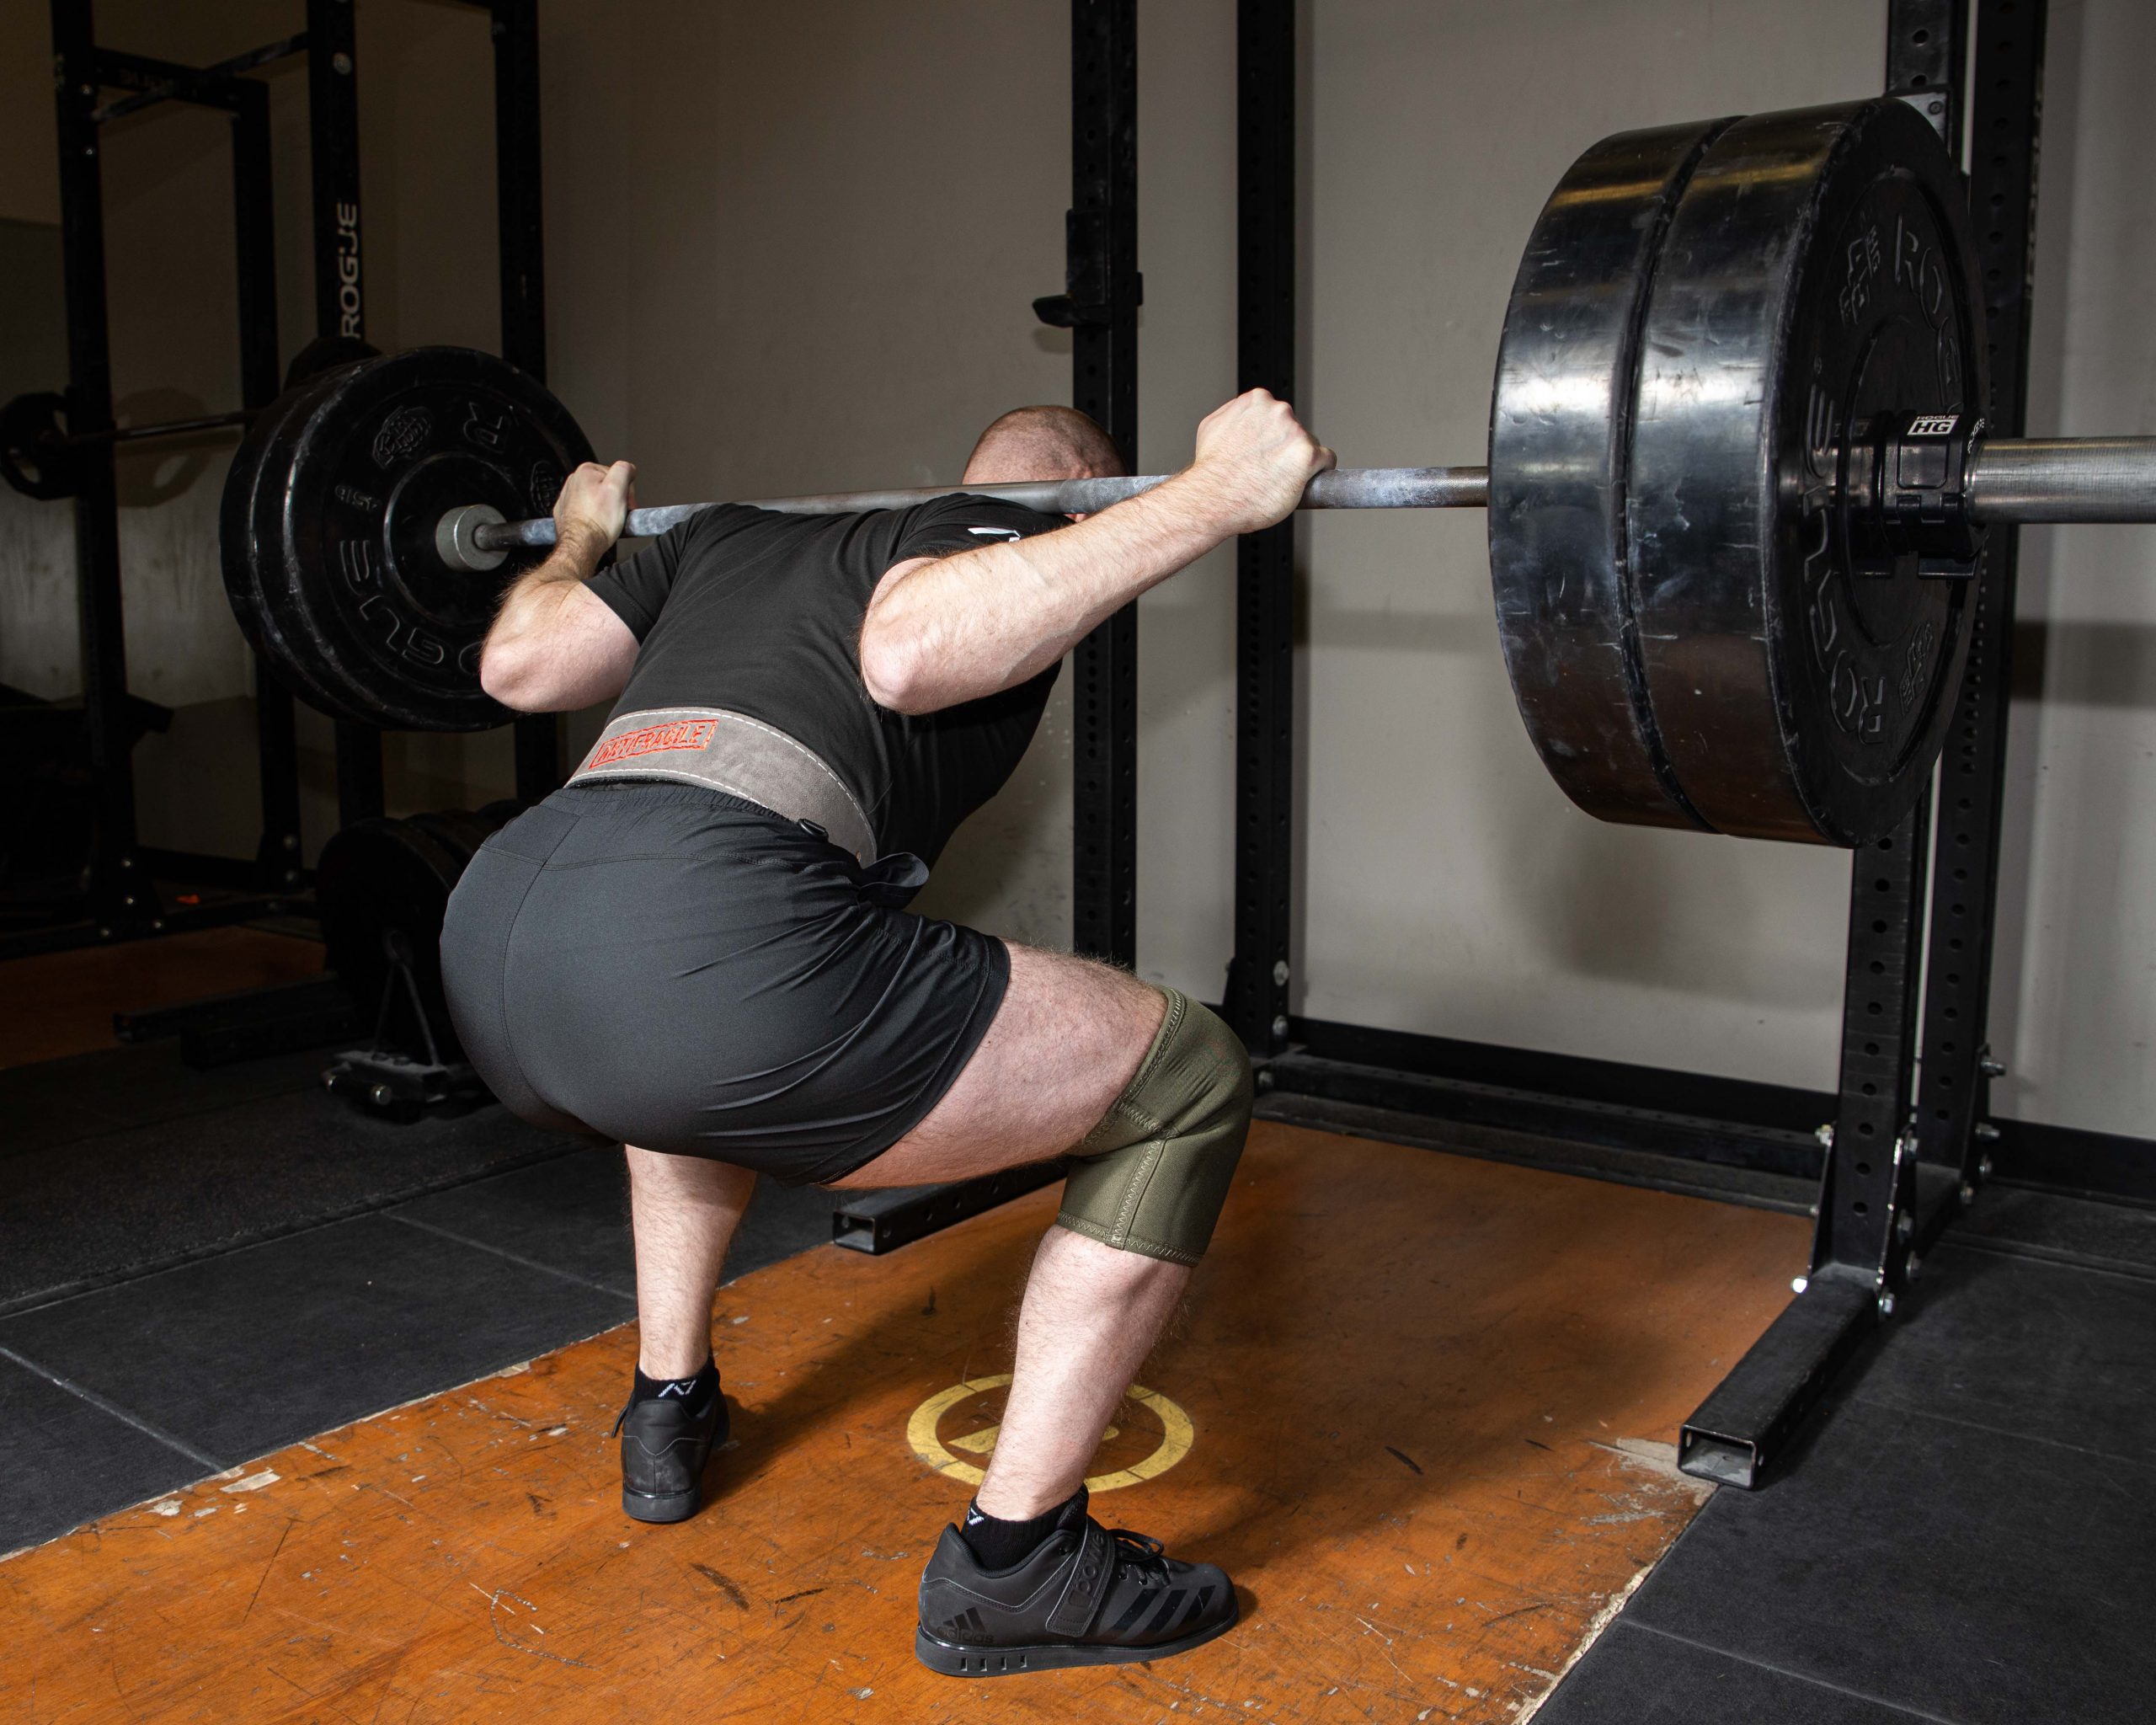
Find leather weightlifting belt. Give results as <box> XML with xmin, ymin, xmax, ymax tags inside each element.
<box><xmin>569</xmin><ymin>706</ymin><xmax>879</xmax><ymax>868</ymax></box>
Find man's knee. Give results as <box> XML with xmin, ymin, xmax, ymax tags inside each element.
<box><xmin>1054</xmin><ymin>990</ymin><xmax>1254</xmax><ymax>1265</ymax></box>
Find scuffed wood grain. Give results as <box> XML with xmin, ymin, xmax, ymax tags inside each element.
<box><xmin>0</xmin><ymin>1122</ymin><xmax>1804</xmax><ymax>1722</ymax></box>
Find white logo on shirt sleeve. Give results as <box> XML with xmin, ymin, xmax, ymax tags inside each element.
<box><xmin>968</xmin><ymin>526</ymin><xmax>1023</xmax><ymax>541</ymax></box>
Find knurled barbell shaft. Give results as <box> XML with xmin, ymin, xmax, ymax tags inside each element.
<box><xmin>467</xmin><ymin>466</ymin><xmax>1493</xmax><ymax>557</ymax></box>
<box><xmin>1965</xmin><ymin>436</ymin><xmax>2156</xmax><ymax>524</ymax></box>
<box><xmin>740</xmin><ymin>464</ymin><xmax>1494</xmax><ymax>518</ymax></box>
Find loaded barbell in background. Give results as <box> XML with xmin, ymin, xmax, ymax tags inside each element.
<box><xmin>0</xmin><ymin>394</ymin><xmax>256</xmax><ymax>502</ymax></box>
<box><xmin>2</xmin><ymin>339</ymin><xmax>381</xmax><ymax>502</ymax></box>
<box><xmin>216</xmin><ymin>99</ymin><xmax>2156</xmax><ymax>846</ymax></box>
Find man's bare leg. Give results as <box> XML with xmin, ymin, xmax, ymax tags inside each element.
<box><xmin>977</xmin><ymin>1230</ymin><xmax>1188</xmax><ymax>1515</ymax></box>
<box><xmin>832</xmin><ymin>946</ymin><xmax>1191</xmax><ymax>1515</ymax></box>
<box><xmin>627</xmin><ymin>1147</ymin><xmax>756</xmax><ymax>1377</ymax></box>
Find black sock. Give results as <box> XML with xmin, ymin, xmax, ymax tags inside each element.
<box><xmin>630</xmin><ymin>1356</ymin><xmax>718</xmax><ymax>1411</ymax></box>
<box><xmin>960</xmin><ymin>1485</ymin><xmax>1087</xmax><ymax>1570</ymax></box>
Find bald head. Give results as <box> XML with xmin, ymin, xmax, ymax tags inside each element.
<box><xmin>962</xmin><ymin>405</ymin><xmax>1124</xmax><ymax>486</ymax></box>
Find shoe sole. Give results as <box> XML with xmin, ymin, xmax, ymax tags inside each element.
<box><xmin>914</xmin><ymin>1600</ymin><xmax>1239</xmax><ymax>1677</ymax></box>
<box><xmin>622</xmin><ymin>1487</ymin><xmax>697</xmax><ymax>1525</ymax></box>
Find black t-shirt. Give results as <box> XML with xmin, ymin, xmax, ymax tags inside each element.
<box><xmin>584</xmin><ymin>494</ymin><xmax>1065</xmax><ymax>866</ymax></box>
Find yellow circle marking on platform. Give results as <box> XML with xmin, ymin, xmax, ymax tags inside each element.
<box><xmin>906</xmin><ymin>1373</ymin><xmax>1193</xmax><ymax>1493</ymax></box>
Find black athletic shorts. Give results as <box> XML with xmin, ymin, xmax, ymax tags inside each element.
<box><xmin>439</xmin><ymin>781</ymin><xmax>1009</xmax><ymax>1184</ymax></box>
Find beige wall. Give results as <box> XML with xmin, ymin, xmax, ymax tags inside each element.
<box><xmin>0</xmin><ymin>2</ymin><xmax>61</xmax><ymax>227</ymax></box>
<box><xmin>1</xmin><ymin>0</ymin><xmax>2149</xmax><ymax>1139</ymax></box>
<box><xmin>1991</xmin><ymin>0</ymin><xmax>2156</xmax><ymax>1138</ymax></box>
<box><xmin>1295</xmin><ymin>0</ymin><xmax>1884</xmax><ymax>1094</ymax></box>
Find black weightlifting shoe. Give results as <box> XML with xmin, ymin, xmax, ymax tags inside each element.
<box><xmin>614</xmin><ymin>1382</ymin><xmax>728</xmax><ymax>1524</ymax></box>
<box><xmin>915</xmin><ymin>1500</ymin><xmax>1238</xmax><ymax>1676</ymax></box>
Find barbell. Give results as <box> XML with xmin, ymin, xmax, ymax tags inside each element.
<box><xmin>0</xmin><ymin>394</ymin><xmax>257</xmax><ymax>501</ymax></box>
<box><xmin>3</xmin><ymin>337</ymin><xmax>382</xmax><ymax>502</ymax></box>
<box><xmin>446</xmin><ymin>443</ymin><xmax>2156</xmax><ymax>552</ymax></box>
<box><xmin>218</xmin><ymin>98</ymin><xmax>2155</xmax><ymax>846</ymax></box>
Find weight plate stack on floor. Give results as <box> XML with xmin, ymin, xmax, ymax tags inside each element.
<box><xmin>318</xmin><ymin>817</ymin><xmax>468</xmax><ymax>1063</ymax></box>
<box><xmin>315</xmin><ymin>804</ymin><xmax>521</xmax><ymax>1065</ymax></box>
<box><xmin>220</xmin><ymin>347</ymin><xmax>594</xmax><ymax>732</ymax></box>
<box><xmin>404</xmin><ymin>808</ymin><xmax>498</xmax><ymax>867</ymax></box>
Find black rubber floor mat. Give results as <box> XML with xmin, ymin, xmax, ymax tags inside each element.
<box><xmin>1539</xmin><ymin>1236</ymin><xmax>2156</xmax><ymax>1725</ymax></box>
<box><xmin>0</xmin><ymin>1064</ymin><xmax>578</xmax><ymax>1316</ymax></box>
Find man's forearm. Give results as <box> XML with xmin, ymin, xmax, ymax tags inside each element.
<box><xmin>861</xmin><ymin>467</ymin><xmax>1242</xmax><ymax>713</ymax></box>
<box><xmin>486</xmin><ymin>527</ymin><xmax>610</xmax><ymax>657</ymax></box>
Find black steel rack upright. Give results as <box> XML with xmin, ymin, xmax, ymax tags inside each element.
<box><xmin>1677</xmin><ymin>0</ymin><xmax>2047</xmax><ymax>1487</ymax></box>
<box><xmin>487</xmin><ymin>0</ymin><xmax>563</xmax><ymax>808</ymax></box>
<box><xmin>38</xmin><ymin>3</ymin><xmax>308</xmax><ymax>956</ymax></box>
<box><xmin>1203</xmin><ymin>0</ymin><xmax>2052</xmax><ymax>1487</ymax></box>
<box><xmin>1222</xmin><ymin>0</ymin><xmax>1297</xmax><ymax>1059</ymax></box>
<box><xmin>1913</xmin><ymin>0</ymin><xmax>2041</xmax><ymax>1220</ymax></box>
<box><xmin>305</xmin><ymin>0</ymin><xmax>386</xmax><ymax>830</ymax></box>
<box><xmin>1049</xmin><ymin>0</ymin><xmax>1142</xmax><ymax>969</ymax></box>
<box><xmin>308</xmin><ymin>0</ymin><xmax>564</xmax><ymax>826</ymax></box>
<box><xmin>20</xmin><ymin>0</ymin><xmax>563</xmax><ymax>961</ymax></box>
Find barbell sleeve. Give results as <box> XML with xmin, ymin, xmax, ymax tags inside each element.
<box><xmin>1966</xmin><ymin>435</ymin><xmax>2156</xmax><ymax>523</ymax></box>
<box><xmin>466</xmin><ymin>464</ymin><xmax>1494</xmax><ymax>556</ymax></box>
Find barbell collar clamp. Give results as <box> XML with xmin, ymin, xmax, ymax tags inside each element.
<box><xmin>1851</xmin><ymin>411</ymin><xmax>1985</xmax><ymax>572</ymax></box>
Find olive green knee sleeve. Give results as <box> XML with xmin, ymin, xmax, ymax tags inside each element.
<box><xmin>1055</xmin><ymin>989</ymin><xmax>1254</xmax><ymax>1265</ymax></box>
